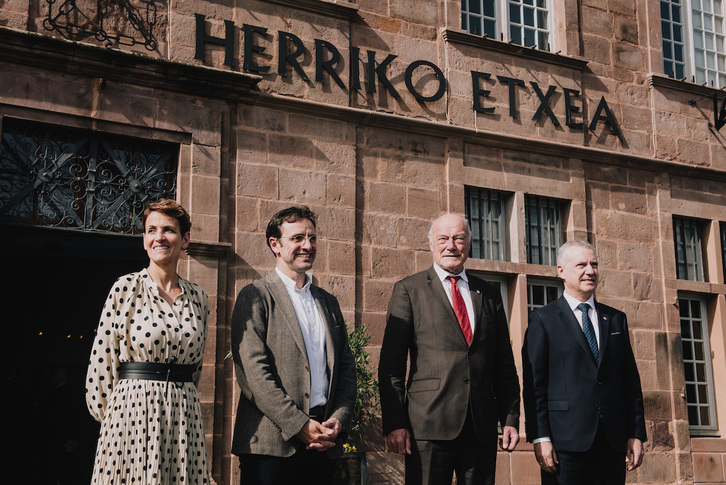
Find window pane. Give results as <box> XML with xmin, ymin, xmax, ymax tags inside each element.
<box><xmin>673</xmin><ymin>217</ymin><xmax>705</xmax><ymax>281</ymax></box>
<box><xmin>527</xmin><ymin>279</ymin><xmax>562</xmax><ymax>312</ymax></box>
<box><xmin>680</xmin><ymin>296</ymin><xmax>717</xmax><ymax>431</ymax></box>
<box><xmin>465</xmin><ymin>187</ymin><xmax>509</xmax><ymax>261</ymax></box>
<box><xmin>525</xmin><ymin>195</ymin><xmax>562</xmax><ymax>265</ymax></box>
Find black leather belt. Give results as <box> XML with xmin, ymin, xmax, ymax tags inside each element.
<box><xmin>119</xmin><ymin>361</ymin><xmax>196</xmax><ymax>383</ymax></box>
<box><xmin>309</xmin><ymin>405</ymin><xmax>326</xmax><ymax>421</ymax></box>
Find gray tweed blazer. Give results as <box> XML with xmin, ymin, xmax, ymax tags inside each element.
<box><xmin>230</xmin><ymin>270</ymin><xmax>356</xmax><ymax>458</ymax></box>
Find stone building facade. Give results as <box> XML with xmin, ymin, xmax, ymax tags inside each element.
<box><xmin>1</xmin><ymin>0</ymin><xmax>726</xmax><ymax>484</ymax></box>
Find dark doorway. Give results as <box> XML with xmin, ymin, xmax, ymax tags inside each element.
<box><xmin>3</xmin><ymin>224</ymin><xmax>147</xmax><ymax>484</ymax></box>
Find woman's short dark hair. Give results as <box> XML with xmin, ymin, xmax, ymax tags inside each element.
<box><xmin>265</xmin><ymin>206</ymin><xmax>317</xmax><ymax>252</ymax></box>
<box><xmin>142</xmin><ymin>199</ymin><xmax>192</xmax><ymax>235</ymax></box>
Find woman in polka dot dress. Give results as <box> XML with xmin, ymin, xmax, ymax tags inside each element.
<box><xmin>85</xmin><ymin>199</ymin><xmax>210</xmax><ymax>484</ymax></box>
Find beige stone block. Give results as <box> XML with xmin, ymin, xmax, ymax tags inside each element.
<box><xmin>238</xmin><ymin>105</ymin><xmax>287</xmax><ymax>133</ymax></box>
<box><xmin>582</xmin><ymin>34</ymin><xmax>612</xmax><ymax>65</ymax></box>
<box><xmin>406</xmin><ymin>187</ymin><xmax>440</xmax><ymax>220</ymax></box>
<box><xmin>636</xmin><ymin>451</ymin><xmax>677</xmax><ymax>483</ymax></box>
<box><xmin>510</xmin><ymin>450</ymin><xmax>540</xmax><ymax>485</ymax></box>
<box><xmin>190</xmin><ymin>213</ymin><xmax>219</xmax><ymax>242</ymax></box>
<box><xmin>618</xmin><ymin>243</ymin><xmax>652</xmax><ymax>271</ymax></box>
<box><xmin>316</xmin><ymin>274</ymin><xmax>355</xmax><ymax>311</ymax></box>
<box><xmin>234</xmin><ymin>196</ymin><xmax>260</xmax><ymax>233</ymax></box>
<box><xmin>367</xmin><ymin>181</ymin><xmax>407</xmax><ymax>214</ymax></box>
<box><xmin>190</xmin><ymin>175</ymin><xmax>220</xmax><ymax>216</ymax></box>
<box><xmin>364</xmin><ymin>279</ymin><xmax>394</xmax><ymax>313</ymax></box>
<box><xmin>236</xmin><ymin>129</ymin><xmax>269</xmax><ymax>164</ymax></box>
<box><xmin>371</xmin><ymin>247</ymin><xmax>415</xmax><ymax>279</ymax></box>
<box><xmin>494</xmin><ymin>450</ymin><xmax>512</xmax><ymax>485</ymax></box>
<box><xmin>597</xmin><ymin>268</ymin><xmax>632</xmax><ymax>298</ymax></box>
<box><xmin>637</xmin><ymin>359</ymin><xmax>658</xmax><ymax>390</ymax></box>
<box><xmin>269</xmin><ymin>134</ymin><xmax>316</xmax><ymax>170</ymax></box>
<box><xmin>596</xmin><ymin>211</ymin><xmax>655</xmax><ymax>243</ymax></box>
<box><xmin>278</xmin><ymin>168</ymin><xmax>326</xmax><ymax>205</ymax></box>
<box><xmin>314</xmin><ymin>140</ymin><xmax>357</xmax><ymax>175</ymax></box>
<box><xmin>326</xmin><ymin>173</ymin><xmax>356</xmax><ymax>209</ymax></box>
<box><xmin>692</xmin><ymin>438</ymin><xmax>726</xmax><ymax>452</ymax></box>
<box><xmin>582</xmin><ymin>6</ymin><xmax>614</xmax><ymax>38</ymax></box>
<box><xmin>693</xmin><ymin>453</ymin><xmax>725</xmax><ymax>483</ymax></box>
<box><xmin>237</xmin><ymin>163</ymin><xmax>278</xmax><ymax>199</ymax></box>
<box><xmin>235</xmin><ymin>231</ymin><xmax>270</xmax><ymax>268</ymax></box>
<box><xmin>676</xmin><ymin>138</ymin><xmax>712</xmax><ymax>167</ymax></box>
<box><xmin>643</xmin><ymin>390</ymin><xmax>674</xmax><ymax>421</ymax></box>
<box><xmin>327</xmin><ymin>240</ymin><xmax>356</xmax><ymax>276</ymax></box>
<box><xmin>362</xmin><ymin>213</ymin><xmax>398</xmax><ymax>247</ymax></box>
<box><xmin>395</xmin><ymin>217</ymin><xmax>429</xmax><ymax>251</ymax></box>
<box><xmin>315</xmin><ymin>206</ymin><xmax>356</xmax><ymax>241</ymax></box>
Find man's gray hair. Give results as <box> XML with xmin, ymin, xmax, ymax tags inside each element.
<box><xmin>428</xmin><ymin>214</ymin><xmax>472</xmax><ymax>243</ymax></box>
<box><xmin>557</xmin><ymin>240</ymin><xmax>596</xmax><ymax>265</ymax></box>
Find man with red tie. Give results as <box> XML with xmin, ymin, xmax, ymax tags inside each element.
<box><xmin>378</xmin><ymin>214</ymin><xmax>521</xmax><ymax>485</ymax></box>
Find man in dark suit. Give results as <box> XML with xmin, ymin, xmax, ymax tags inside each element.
<box><xmin>378</xmin><ymin>213</ymin><xmax>521</xmax><ymax>485</ymax></box>
<box><xmin>230</xmin><ymin>206</ymin><xmax>357</xmax><ymax>485</ymax></box>
<box><xmin>522</xmin><ymin>240</ymin><xmax>646</xmax><ymax>485</ymax></box>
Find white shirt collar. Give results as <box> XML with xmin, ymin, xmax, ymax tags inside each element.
<box><xmin>563</xmin><ymin>291</ymin><xmax>596</xmax><ymax>312</ymax></box>
<box><xmin>433</xmin><ymin>262</ymin><xmax>468</xmax><ymax>283</ymax></box>
<box><xmin>275</xmin><ymin>267</ymin><xmax>312</xmax><ymax>292</ymax></box>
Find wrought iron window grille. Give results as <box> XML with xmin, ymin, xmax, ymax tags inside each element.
<box><xmin>0</xmin><ymin>119</ymin><xmax>178</xmax><ymax>234</ymax></box>
<box><xmin>42</xmin><ymin>0</ymin><xmax>160</xmax><ymax>51</ymax></box>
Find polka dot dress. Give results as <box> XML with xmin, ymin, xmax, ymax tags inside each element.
<box><xmin>86</xmin><ymin>269</ymin><xmax>210</xmax><ymax>484</ymax></box>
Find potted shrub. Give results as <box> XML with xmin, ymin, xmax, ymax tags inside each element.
<box><xmin>334</xmin><ymin>324</ymin><xmax>380</xmax><ymax>485</ymax></box>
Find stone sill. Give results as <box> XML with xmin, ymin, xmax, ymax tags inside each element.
<box><xmin>691</xmin><ymin>437</ymin><xmax>726</xmax><ymax>452</ymax></box>
<box><xmin>648</xmin><ymin>73</ymin><xmax>726</xmax><ymax>97</ymax></box>
<box><xmin>441</xmin><ymin>28</ymin><xmax>589</xmax><ymax>71</ymax></box>
<box><xmin>673</xmin><ymin>278</ymin><xmax>726</xmax><ymax>296</ymax></box>
<box><xmin>260</xmin><ymin>0</ymin><xmax>359</xmax><ymax>20</ymax></box>
<box><xmin>465</xmin><ymin>258</ymin><xmax>557</xmax><ymax>279</ymax></box>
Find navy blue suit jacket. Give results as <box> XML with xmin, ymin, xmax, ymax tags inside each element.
<box><xmin>522</xmin><ymin>296</ymin><xmax>646</xmax><ymax>452</ymax></box>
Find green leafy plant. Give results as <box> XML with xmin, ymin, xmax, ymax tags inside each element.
<box><xmin>347</xmin><ymin>324</ymin><xmax>380</xmax><ymax>442</ymax></box>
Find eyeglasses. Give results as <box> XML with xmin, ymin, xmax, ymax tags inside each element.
<box><xmin>279</xmin><ymin>235</ymin><xmax>317</xmax><ymax>244</ymax></box>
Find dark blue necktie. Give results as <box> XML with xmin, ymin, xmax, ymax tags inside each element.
<box><xmin>578</xmin><ymin>302</ymin><xmax>599</xmax><ymax>362</ymax></box>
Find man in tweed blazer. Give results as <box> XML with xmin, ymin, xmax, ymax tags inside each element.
<box><xmin>231</xmin><ymin>206</ymin><xmax>356</xmax><ymax>485</ymax></box>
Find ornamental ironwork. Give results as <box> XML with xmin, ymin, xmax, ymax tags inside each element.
<box><xmin>0</xmin><ymin>119</ymin><xmax>178</xmax><ymax>234</ymax></box>
<box><xmin>42</xmin><ymin>0</ymin><xmax>161</xmax><ymax>51</ymax></box>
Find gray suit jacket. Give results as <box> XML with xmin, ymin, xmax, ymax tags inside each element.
<box><xmin>230</xmin><ymin>270</ymin><xmax>356</xmax><ymax>458</ymax></box>
<box><xmin>379</xmin><ymin>266</ymin><xmax>520</xmax><ymax>443</ymax></box>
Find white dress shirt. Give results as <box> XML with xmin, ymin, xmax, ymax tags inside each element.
<box><xmin>276</xmin><ymin>268</ymin><xmax>328</xmax><ymax>408</ymax></box>
<box><xmin>433</xmin><ymin>263</ymin><xmax>477</xmax><ymax>334</ymax></box>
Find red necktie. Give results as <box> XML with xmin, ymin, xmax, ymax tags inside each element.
<box><xmin>448</xmin><ymin>276</ymin><xmax>472</xmax><ymax>345</ymax></box>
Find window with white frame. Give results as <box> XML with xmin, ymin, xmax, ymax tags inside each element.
<box><xmin>461</xmin><ymin>0</ymin><xmax>551</xmax><ymax>50</ymax></box>
<box><xmin>527</xmin><ymin>278</ymin><xmax>562</xmax><ymax>312</ymax></box>
<box><xmin>679</xmin><ymin>294</ymin><xmax>718</xmax><ymax>433</ymax></box>
<box><xmin>465</xmin><ymin>187</ymin><xmax>509</xmax><ymax>261</ymax></box>
<box><xmin>661</xmin><ymin>0</ymin><xmax>726</xmax><ymax>88</ymax></box>
<box><xmin>674</xmin><ymin>216</ymin><xmax>706</xmax><ymax>281</ymax></box>
<box><xmin>525</xmin><ymin>195</ymin><xmax>562</xmax><ymax>266</ymax></box>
